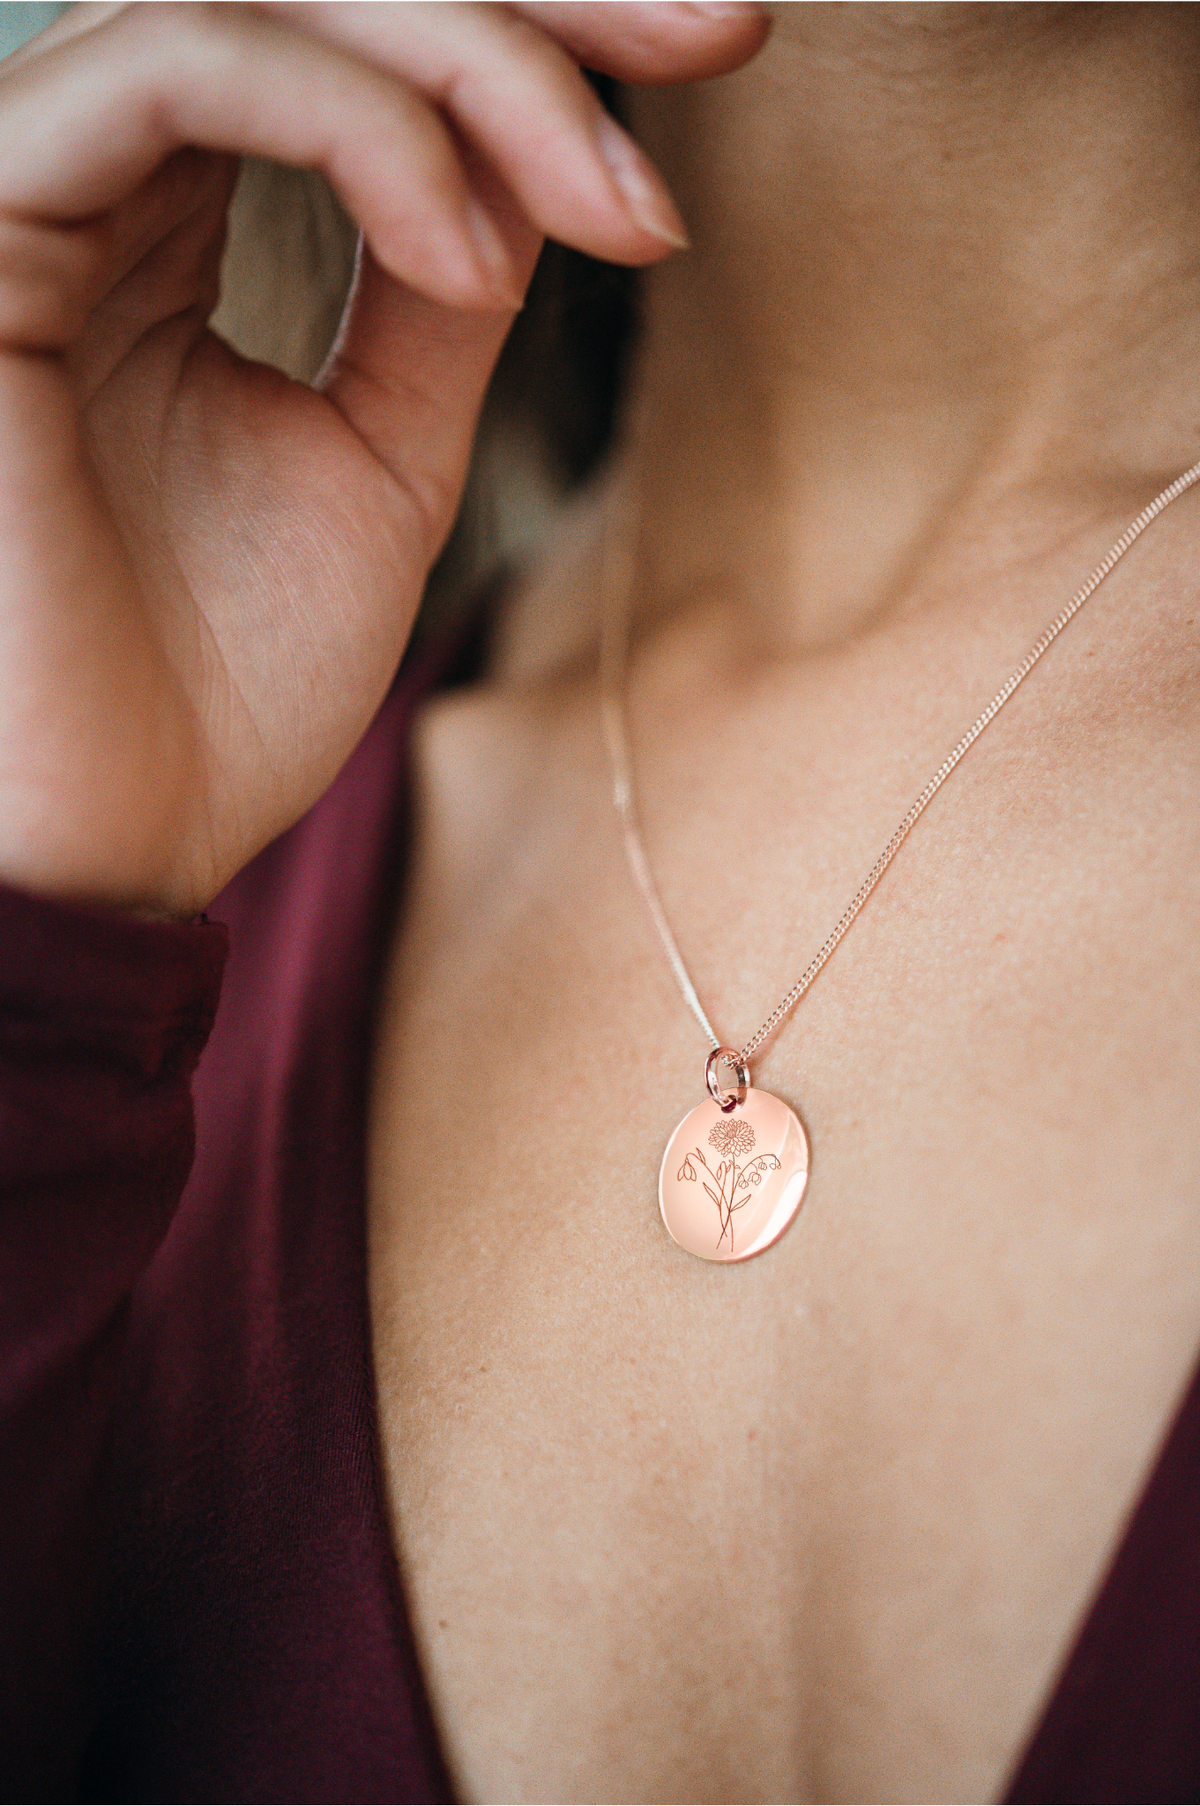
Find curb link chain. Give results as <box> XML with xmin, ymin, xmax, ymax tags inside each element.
<box><xmin>600</xmin><ymin>459</ymin><xmax>1200</xmax><ymax>1071</ymax></box>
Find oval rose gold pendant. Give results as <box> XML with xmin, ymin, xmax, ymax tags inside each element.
<box><xmin>658</xmin><ymin>1085</ymin><xmax>809</xmax><ymax>1263</ymax></box>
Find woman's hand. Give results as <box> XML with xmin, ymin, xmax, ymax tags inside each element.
<box><xmin>0</xmin><ymin>0</ymin><xmax>766</xmax><ymax>915</ymax></box>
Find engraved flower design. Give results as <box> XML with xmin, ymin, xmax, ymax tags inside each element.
<box><xmin>708</xmin><ymin>1118</ymin><xmax>757</xmax><ymax>1162</ymax></box>
<box><xmin>675</xmin><ymin>1111</ymin><xmax>782</xmax><ymax>1254</ymax></box>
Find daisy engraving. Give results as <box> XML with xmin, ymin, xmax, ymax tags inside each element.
<box><xmin>676</xmin><ymin>1116</ymin><xmax>781</xmax><ymax>1253</ymax></box>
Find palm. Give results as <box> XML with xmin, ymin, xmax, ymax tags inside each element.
<box><xmin>3</xmin><ymin>163</ymin><xmax>525</xmax><ymax>913</ymax></box>
<box><xmin>113</xmin><ymin>317</ymin><xmax>428</xmax><ymax>864</ymax></box>
<box><xmin>0</xmin><ymin>0</ymin><xmax>764</xmax><ymax>914</ymax></box>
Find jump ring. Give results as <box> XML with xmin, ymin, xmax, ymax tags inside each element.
<box><xmin>705</xmin><ymin>1047</ymin><xmax>749</xmax><ymax>1112</ymax></box>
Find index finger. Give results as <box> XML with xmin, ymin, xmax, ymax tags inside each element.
<box><xmin>507</xmin><ymin>2</ymin><xmax>771</xmax><ymax>83</ymax></box>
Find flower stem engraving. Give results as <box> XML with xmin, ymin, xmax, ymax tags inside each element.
<box><xmin>676</xmin><ymin>1117</ymin><xmax>781</xmax><ymax>1253</ymax></box>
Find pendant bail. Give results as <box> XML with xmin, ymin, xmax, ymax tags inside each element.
<box><xmin>705</xmin><ymin>1047</ymin><xmax>750</xmax><ymax>1113</ymax></box>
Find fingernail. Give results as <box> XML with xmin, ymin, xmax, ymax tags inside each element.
<box><xmin>596</xmin><ymin>114</ymin><xmax>690</xmax><ymax>251</ymax></box>
<box><xmin>465</xmin><ymin>199</ymin><xmax>523</xmax><ymax>307</ymax></box>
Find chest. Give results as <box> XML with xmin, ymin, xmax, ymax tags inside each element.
<box><xmin>367</xmin><ymin>700</ymin><xmax>1200</xmax><ymax>1803</ymax></box>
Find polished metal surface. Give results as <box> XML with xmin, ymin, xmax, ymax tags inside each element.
<box><xmin>659</xmin><ymin>1088</ymin><xmax>808</xmax><ymax>1263</ymax></box>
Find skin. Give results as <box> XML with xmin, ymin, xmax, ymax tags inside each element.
<box><xmin>368</xmin><ymin>5</ymin><xmax>1200</xmax><ymax>1801</ymax></box>
<box><xmin>4</xmin><ymin>1</ymin><xmax>1199</xmax><ymax>1800</ymax></box>
<box><xmin>0</xmin><ymin>0</ymin><xmax>764</xmax><ymax>912</ymax></box>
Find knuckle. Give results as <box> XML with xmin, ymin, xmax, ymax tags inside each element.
<box><xmin>109</xmin><ymin>0</ymin><xmax>192</xmax><ymax>61</ymax></box>
<box><xmin>447</xmin><ymin>5</ymin><xmax>588</xmax><ymax>111</ymax></box>
<box><xmin>494</xmin><ymin>8</ymin><xmax>584</xmax><ymax>86</ymax></box>
<box><xmin>114</xmin><ymin>0</ymin><xmax>243</xmax><ymax>98</ymax></box>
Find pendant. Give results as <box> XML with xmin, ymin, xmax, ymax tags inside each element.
<box><xmin>658</xmin><ymin>1049</ymin><xmax>809</xmax><ymax>1263</ymax></box>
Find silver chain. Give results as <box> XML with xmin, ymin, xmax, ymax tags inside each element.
<box><xmin>600</xmin><ymin>459</ymin><xmax>1200</xmax><ymax>1070</ymax></box>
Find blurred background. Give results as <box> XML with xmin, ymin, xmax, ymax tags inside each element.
<box><xmin>0</xmin><ymin>3</ymin><xmax>64</xmax><ymax>58</ymax></box>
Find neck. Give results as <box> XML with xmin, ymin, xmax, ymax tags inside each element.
<box><xmin>613</xmin><ymin>2</ymin><xmax>1200</xmax><ymax>653</ymax></box>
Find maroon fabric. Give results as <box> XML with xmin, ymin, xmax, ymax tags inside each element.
<box><xmin>1005</xmin><ymin>1363</ymin><xmax>1200</xmax><ymax>1802</ymax></box>
<box><xmin>0</xmin><ymin>634</ymin><xmax>1197</xmax><ymax>1802</ymax></box>
<box><xmin>0</xmin><ymin>887</ymin><xmax>227</xmax><ymax>1798</ymax></box>
<box><xmin>0</xmin><ymin>646</ymin><xmax>452</xmax><ymax>1804</ymax></box>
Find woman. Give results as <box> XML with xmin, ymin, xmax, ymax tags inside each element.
<box><xmin>2</xmin><ymin>3</ymin><xmax>1199</xmax><ymax>1799</ymax></box>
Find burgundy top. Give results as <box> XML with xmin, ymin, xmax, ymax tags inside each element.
<box><xmin>1</xmin><ymin>637</ymin><xmax>1198</xmax><ymax>1803</ymax></box>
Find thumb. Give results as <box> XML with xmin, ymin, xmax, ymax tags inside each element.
<box><xmin>321</xmin><ymin>213</ymin><xmax>543</xmax><ymax>567</ymax></box>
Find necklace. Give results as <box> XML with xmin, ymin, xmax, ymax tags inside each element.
<box><xmin>600</xmin><ymin>460</ymin><xmax>1200</xmax><ymax>1263</ymax></box>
